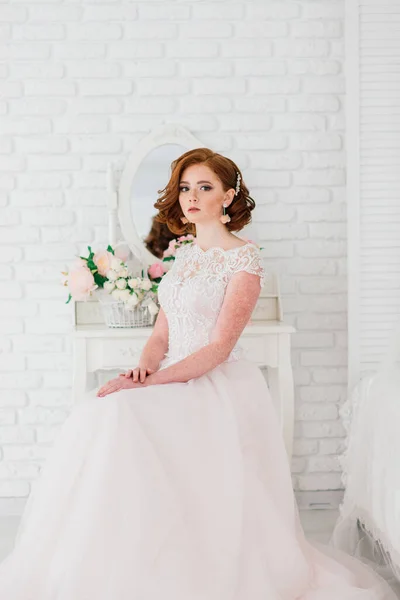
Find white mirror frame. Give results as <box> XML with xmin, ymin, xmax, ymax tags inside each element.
<box><xmin>118</xmin><ymin>123</ymin><xmax>206</xmax><ymax>268</ymax></box>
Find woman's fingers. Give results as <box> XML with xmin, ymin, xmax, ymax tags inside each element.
<box><xmin>124</xmin><ymin>369</ymin><xmax>133</xmax><ymax>379</ymax></box>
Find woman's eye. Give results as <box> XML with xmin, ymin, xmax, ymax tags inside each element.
<box><xmin>179</xmin><ymin>186</ymin><xmax>211</xmax><ymax>192</ymax></box>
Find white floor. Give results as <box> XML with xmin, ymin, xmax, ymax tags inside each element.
<box><xmin>0</xmin><ymin>509</ymin><xmax>337</xmax><ymax>562</ymax></box>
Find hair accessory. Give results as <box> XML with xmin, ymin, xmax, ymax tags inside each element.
<box><xmin>180</xmin><ymin>216</ymin><xmax>188</xmax><ymax>224</ymax></box>
<box><xmin>235</xmin><ymin>172</ymin><xmax>241</xmax><ymax>196</ymax></box>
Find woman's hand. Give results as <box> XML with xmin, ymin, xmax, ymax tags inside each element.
<box><xmin>122</xmin><ymin>366</ymin><xmax>156</xmax><ymax>384</ymax></box>
<box><xmin>96</xmin><ymin>375</ymin><xmax>146</xmax><ymax>398</ymax></box>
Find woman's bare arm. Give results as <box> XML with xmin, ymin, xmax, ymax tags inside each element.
<box><xmin>144</xmin><ymin>271</ymin><xmax>261</xmax><ymax>386</ymax></box>
<box><xmin>138</xmin><ymin>306</ymin><xmax>169</xmax><ymax>371</ymax></box>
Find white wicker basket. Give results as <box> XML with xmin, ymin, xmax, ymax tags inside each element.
<box><xmin>99</xmin><ymin>300</ymin><xmax>155</xmax><ymax>328</ymax></box>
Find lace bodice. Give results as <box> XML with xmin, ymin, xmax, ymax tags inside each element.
<box><xmin>157</xmin><ymin>242</ymin><xmax>266</xmax><ymax>369</ymax></box>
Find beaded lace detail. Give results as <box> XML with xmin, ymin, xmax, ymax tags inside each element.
<box><xmin>157</xmin><ymin>242</ymin><xmax>266</xmax><ymax>369</ymax></box>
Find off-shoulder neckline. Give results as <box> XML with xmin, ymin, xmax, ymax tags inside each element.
<box><xmin>191</xmin><ymin>241</ymin><xmax>255</xmax><ymax>254</ymax></box>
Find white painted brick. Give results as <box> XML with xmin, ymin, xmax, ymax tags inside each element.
<box><xmin>0</xmin><ymin>6</ymin><xmax>28</xmax><ymax>23</ymax></box>
<box><xmin>0</xmin><ymin>355</ymin><xmax>25</xmax><ymax>371</ymax></box>
<box><xmin>297</xmin><ymin>314</ymin><xmax>347</xmax><ymax>331</ymax></box>
<box><xmin>125</xmin><ymin>60</ymin><xmax>176</xmax><ymax>78</ymax></box>
<box><xmin>16</xmin><ymin>137</ymin><xmax>68</xmax><ymax>154</ymax></box>
<box><xmin>80</xmin><ymin>80</ymin><xmax>132</xmax><ymax>96</ymax></box>
<box><xmin>308</xmin><ymin>455</ymin><xmax>341</xmax><ymax>473</ymax></box>
<box><xmin>0</xmin><ymin>463</ymin><xmax>41</xmax><ymax>478</ymax></box>
<box><xmin>221</xmin><ymin>40</ymin><xmax>272</xmax><ymax>58</ymax></box>
<box><xmin>54</xmin><ymin>43</ymin><xmax>106</xmax><ymax>60</ymax></box>
<box><xmin>297</xmin><ymin>474</ymin><xmax>343</xmax><ymax>491</ymax></box>
<box><xmin>13</xmin><ymin>335</ymin><xmax>63</xmax><ymax>353</ymax></box>
<box><xmin>109</xmin><ymin>42</ymin><xmax>163</xmax><ymax>59</ymax></box>
<box><xmin>83</xmin><ymin>5</ymin><xmax>137</xmax><ymax>21</ymax></box>
<box><xmin>291</xmin><ymin>21</ymin><xmax>342</xmax><ymax>38</ymax></box>
<box><xmin>165</xmin><ymin>41</ymin><xmax>218</xmax><ymax>58</ymax></box>
<box><xmin>0</xmin><ymin>391</ymin><xmax>27</xmax><ymax>408</ymax></box>
<box><xmin>28</xmin><ymin>5</ymin><xmax>82</xmax><ymax>22</ymax></box>
<box><xmin>0</xmin><ymin>266</ymin><xmax>13</xmax><ymax>280</ymax></box>
<box><xmin>36</xmin><ymin>425</ymin><xmax>63</xmax><ymax>444</ymax></box>
<box><xmin>274</xmin><ymin>39</ymin><xmax>330</xmax><ymax>58</ymax></box>
<box><xmin>28</xmin><ymin>155</ymin><xmax>81</xmax><ymax>172</ymax></box>
<box><xmin>291</xmin><ymin>457</ymin><xmax>306</xmax><ymax>473</ymax></box>
<box><xmin>28</xmin><ymin>390</ymin><xmax>72</xmax><ymax>407</ymax></box>
<box><xmin>3</xmin><ymin>445</ymin><xmax>50</xmax><ymax>461</ymax></box>
<box><xmin>18</xmin><ymin>407</ymin><xmax>70</xmax><ymax>426</ymax></box>
<box><xmin>137</xmin><ymin>79</ymin><xmax>190</xmax><ymax>96</ymax></box>
<box><xmin>0</xmin><ymin>319</ymin><xmax>23</xmax><ymax>335</ymax></box>
<box><xmin>319</xmin><ymin>439</ymin><xmax>347</xmax><ymax>456</ymax></box>
<box><xmin>300</xmin><ymin>421</ymin><xmax>346</xmax><ymax>439</ymax></box>
<box><xmin>0</xmin><ymin>481</ymin><xmax>30</xmax><ymax>498</ymax></box>
<box><xmin>0</xmin><ymin>283</ymin><xmax>23</xmax><ymax>299</ymax></box>
<box><xmin>292</xmin><ymin>333</ymin><xmax>334</xmax><ymax>349</ymax></box>
<box><xmin>313</xmin><ymin>368</ymin><xmax>348</xmax><ymax>385</ymax></box>
<box><xmin>0</xmin><ymin>373</ymin><xmax>42</xmax><ymax>390</ymax></box>
<box><xmin>251</xmin><ymin>152</ymin><xmax>302</xmax><ymax>170</ymax></box>
<box><xmin>296</xmin><ymin>402</ymin><xmax>338</xmax><ymax>421</ymax></box>
<box><xmin>299</xmin><ymin>386</ymin><xmax>346</xmax><ymax>404</ymax></box>
<box><xmin>43</xmin><ymin>372</ymin><xmax>72</xmax><ymax>388</ymax></box>
<box><xmin>125</xmin><ymin>22</ymin><xmax>177</xmax><ymax>40</ymax></box>
<box><xmin>21</xmin><ymin>208</ymin><xmax>75</xmax><ymax>227</ymax></box>
<box><xmin>292</xmin><ymin>439</ymin><xmax>319</xmax><ymax>457</ymax></box>
<box><xmin>0</xmin><ymin>410</ymin><xmax>16</xmax><ymax>425</ymax></box>
<box><xmin>193</xmin><ymin>3</ymin><xmax>244</xmax><ymax>19</ymax></box>
<box><xmin>289</xmin><ymin>60</ymin><xmax>342</xmax><ymax>76</ymax></box>
<box><xmin>0</xmin><ymin>117</ymin><xmax>51</xmax><ymax>135</ymax></box>
<box><xmin>13</xmin><ymin>24</ymin><xmax>65</xmax><ymax>41</ymax></box>
<box><xmin>278</xmin><ymin>188</ymin><xmax>330</xmax><ymax>204</ymax></box>
<box><xmin>25</xmin><ymin>317</ymin><xmax>72</xmax><ymax>335</ymax></box>
<box><xmin>0</xmin><ymin>427</ymin><xmax>35</xmax><ymax>445</ymax></box>
<box><xmin>41</xmin><ymin>226</ymin><xmax>94</xmax><ymax>244</ymax></box>
<box><xmin>23</xmin><ymin>244</ymin><xmax>77</xmax><ymax>262</ymax></box>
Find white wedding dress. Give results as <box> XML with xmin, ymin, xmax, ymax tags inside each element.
<box><xmin>0</xmin><ymin>241</ymin><xmax>398</xmax><ymax>599</ymax></box>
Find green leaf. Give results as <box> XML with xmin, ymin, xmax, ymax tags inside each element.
<box><xmin>93</xmin><ymin>272</ymin><xmax>107</xmax><ymax>287</ymax></box>
<box><xmin>66</xmin><ymin>293</ymin><xmax>72</xmax><ymax>304</ymax></box>
<box><xmin>107</xmin><ymin>245</ymin><xmax>115</xmax><ymax>255</ymax></box>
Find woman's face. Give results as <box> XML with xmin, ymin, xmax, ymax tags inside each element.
<box><xmin>178</xmin><ymin>163</ymin><xmax>234</xmax><ymax>225</ymax></box>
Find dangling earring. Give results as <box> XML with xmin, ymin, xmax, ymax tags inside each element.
<box><xmin>220</xmin><ymin>202</ymin><xmax>231</xmax><ymax>224</ymax></box>
<box><xmin>180</xmin><ymin>216</ymin><xmax>188</xmax><ymax>224</ymax></box>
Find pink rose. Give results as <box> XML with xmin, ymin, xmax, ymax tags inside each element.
<box><xmin>68</xmin><ymin>266</ymin><xmax>97</xmax><ymax>301</ymax></box>
<box><xmin>93</xmin><ymin>250</ymin><xmax>114</xmax><ymax>276</ymax></box>
<box><xmin>148</xmin><ymin>262</ymin><xmax>167</xmax><ymax>279</ymax></box>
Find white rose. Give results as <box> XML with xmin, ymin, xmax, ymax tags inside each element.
<box><xmin>111</xmin><ymin>289</ymin><xmax>121</xmax><ymax>301</ymax></box>
<box><xmin>141</xmin><ymin>279</ymin><xmax>152</xmax><ymax>291</ymax></box>
<box><xmin>147</xmin><ymin>300</ymin><xmax>159</xmax><ymax>316</ymax></box>
<box><xmin>111</xmin><ymin>257</ymin><xmax>123</xmax><ymax>271</ymax></box>
<box><xmin>103</xmin><ymin>281</ymin><xmax>115</xmax><ymax>293</ymax></box>
<box><xmin>127</xmin><ymin>278</ymin><xmax>139</xmax><ymax>289</ymax></box>
<box><xmin>119</xmin><ymin>289</ymin><xmax>131</xmax><ymax>303</ymax></box>
<box><xmin>127</xmin><ymin>293</ymin><xmax>139</xmax><ymax>307</ymax></box>
<box><xmin>106</xmin><ymin>269</ymin><xmax>118</xmax><ymax>282</ymax></box>
<box><xmin>117</xmin><ymin>267</ymin><xmax>129</xmax><ymax>278</ymax></box>
<box><xmin>115</xmin><ymin>278</ymin><xmax>127</xmax><ymax>290</ymax></box>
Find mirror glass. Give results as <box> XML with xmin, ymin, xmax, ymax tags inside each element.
<box><xmin>129</xmin><ymin>143</ymin><xmax>188</xmax><ymax>260</ymax></box>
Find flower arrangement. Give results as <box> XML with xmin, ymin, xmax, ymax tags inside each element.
<box><xmin>62</xmin><ymin>245</ymin><xmax>159</xmax><ymax>317</ymax></box>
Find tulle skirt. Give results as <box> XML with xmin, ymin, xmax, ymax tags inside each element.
<box><xmin>0</xmin><ymin>358</ymin><xmax>398</xmax><ymax>599</ymax></box>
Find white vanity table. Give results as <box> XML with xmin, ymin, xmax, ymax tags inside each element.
<box><xmin>71</xmin><ymin>123</ymin><xmax>296</xmax><ymax>459</ymax></box>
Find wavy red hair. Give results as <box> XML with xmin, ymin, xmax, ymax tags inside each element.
<box><xmin>153</xmin><ymin>148</ymin><xmax>255</xmax><ymax>235</ymax></box>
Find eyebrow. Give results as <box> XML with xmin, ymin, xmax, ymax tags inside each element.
<box><xmin>179</xmin><ymin>180</ymin><xmax>213</xmax><ymax>185</ymax></box>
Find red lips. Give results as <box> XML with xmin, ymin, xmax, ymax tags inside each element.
<box><xmin>188</xmin><ymin>208</ymin><xmax>200</xmax><ymax>212</ymax></box>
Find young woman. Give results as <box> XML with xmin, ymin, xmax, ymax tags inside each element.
<box><xmin>0</xmin><ymin>148</ymin><xmax>396</xmax><ymax>599</ymax></box>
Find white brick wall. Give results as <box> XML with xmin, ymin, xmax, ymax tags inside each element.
<box><xmin>0</xmin><ymin>0</ymin><xmax>346</xmax><ymax>511</ymax></box>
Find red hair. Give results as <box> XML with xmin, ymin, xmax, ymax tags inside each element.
<box><xmin>153</xmin><ymin>148</ymin><xmax>255</xmax><ymax>235</ymax></box>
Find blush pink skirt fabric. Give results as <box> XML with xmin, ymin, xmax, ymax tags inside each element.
<box><xmin>0</xmin><ymin>359</ymin><xmax>397</xmax><ymax>599</ymax></box>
